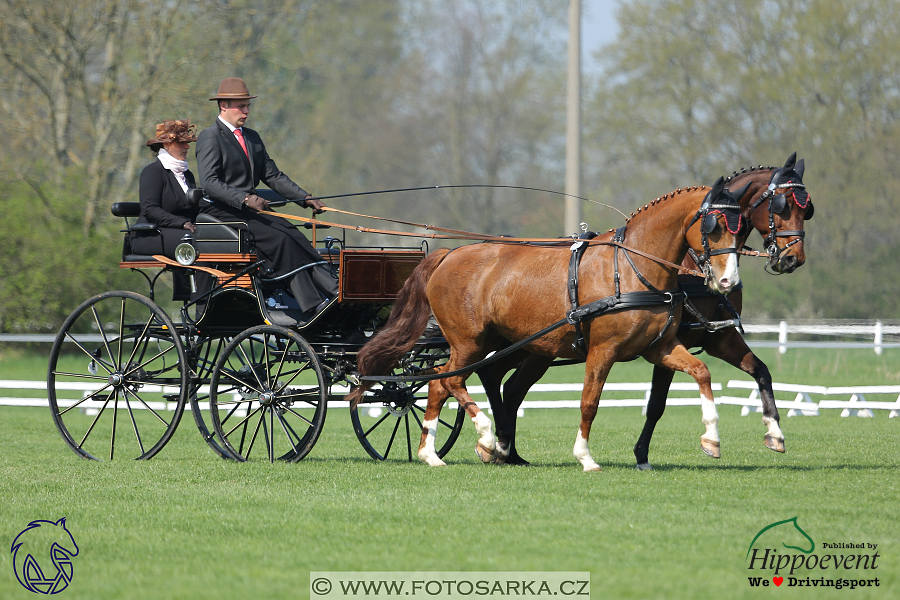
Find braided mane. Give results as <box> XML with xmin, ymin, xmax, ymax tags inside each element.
<box><xmin>724</xmin><ymin>164</ymin><xmax>777</xmax><ymax>185</ymax></box>
<box><xmin>604</xmin><ymin>185</ymin><xmax>709</xmax><ymax>234</ymax></box>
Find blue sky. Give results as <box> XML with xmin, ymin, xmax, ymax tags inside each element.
<box><xmin>582</xmin><ymin>0</ymin><xmax>620</xmax><ymax>72</ymax></box>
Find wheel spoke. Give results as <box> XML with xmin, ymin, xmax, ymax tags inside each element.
<box><xmin>121</xmin><ymin>385</ymin><xmax>172</xmax><ymax>426</ymax></box>
<box><xmin>124</xmin><ymin>393</ymin><xmax>146</xmax><ymax>455</ymax></box>
<box><xmin>63</xmin><ymin>333</ymin><xmax>114</xmax><ymax>375</ymax></box>
<box><xmin>381</xmin><ymin>414</ymin><xmax>403</xmax><ymax>459</ymax></box>
<box><xmin>56</xmin><ymin>382</ymin><xmax>114</xmax><ymax>416</ymax></box>
<box><xmin>77</xmin><ymin>395</ymin><xmax>113</xmax><ymax>449</ymax></box>
<box><xmin>110</xmin><ymin>389</ymin><xmax>119</xmax><ymax>460</ymax></box>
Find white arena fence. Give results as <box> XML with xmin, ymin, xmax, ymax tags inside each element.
<box><xmin>3</xmin><ymin>379</ymin><xmax>897</xmax><ymax>419</ymax></box>
<box><xmin>2</xmin><ymin>320</ymin><xmax>897</xmax><ymax>418</ymax></box>
<box><xmin>3</xmin><ymin>319</ymin><xmax>899</xmax><ymax>353</ymax></box>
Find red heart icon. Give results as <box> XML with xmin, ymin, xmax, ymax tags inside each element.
<box><xmin>773</xmin><ymin>577</ymin><xmax>784</xmax><ymax>586</ymax></box>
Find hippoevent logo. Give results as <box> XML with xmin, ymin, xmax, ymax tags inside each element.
<box><xmin>745</xmin><ymin>517</ymin><xmax>880</xmax><ymax>590</ymax></box>
<box><xmin>10</xmin><ymin>518</ymin><xmax>79</xmax><ymax>594</ymax></box>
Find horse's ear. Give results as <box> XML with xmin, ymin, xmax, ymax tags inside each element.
<box><xmin>710</xmin><ymin>176</ymin><xmax>726</xmax><ymax>197</ymax></box>
<box><xmin>731</xmin><ymin>181</ymin><xmax>752</xmax><ymax>204</ymax></box>
<box><xmin>782</xmin><ymin>152</ymin><xmax>797</xmax><ymax>172</ymax></box>
<box><xmin>795</xmin><ymin>158</ymin><xmax>805</xmax><ymax>180</ymax></box>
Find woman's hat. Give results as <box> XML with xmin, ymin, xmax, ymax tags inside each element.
<box><xmin>145</xmin><ymin>119</ymin><xmax>198</xmax><ymax>147</ymax></box>
<box><xmin>209</xmin><ymin>77</ymin><xmax>258</xmax><ymax>101</ymax></box>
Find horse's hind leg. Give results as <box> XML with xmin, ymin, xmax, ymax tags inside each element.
<box><xmin>633</xmin><ymin>365</ymin><xmax>675</xmax><ymax>470</ymax></box>
<box><xmin>418</xmin><ymin>372</ymin><xmax>453</xmax><ymax>466</ymax></box>
<box><xmin>419</xmin><ymin>364</ymin><xmax>500</xmax><ymax>466</ymax></box>
<box><xmin>705</xmin><ymin>331</ymin><xmax>784</xmax><ymax>453</ymax></box>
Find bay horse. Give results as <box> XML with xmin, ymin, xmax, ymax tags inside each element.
<box><xmin>348</xmin><ymin>178</ymin><xmax>748</xmax><ymax>471</ymax></box>
<box><xmin>476</xmin><ymin>153</ymin><xmax>814</xmax><ymax>469</ymax></box>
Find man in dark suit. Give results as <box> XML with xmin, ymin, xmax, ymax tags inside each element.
<box><xmin>196</xmin><ymin>77</ymin><xmax>338</xmax><ymax>321</ymax></box>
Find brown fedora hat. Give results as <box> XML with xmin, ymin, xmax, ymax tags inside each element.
<box><xmin>209</xmin><ymin>77</ymin><xmax>258</xmax><ymax>101</ymax></box>
<box><xmin>146</xmin><ymin>119</ymin><xmax>198</xmax><ymax>147</ymax></box>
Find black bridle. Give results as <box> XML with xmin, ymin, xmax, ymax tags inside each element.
<box><xmin>749</xmin><ymin>167</ymin><xmax>813</xmax><ymax>273</ymax></box>
<box><xmin>686</xmin><ymin>180</ymin><xmax>747</xmax><ymax>282</ymax></box>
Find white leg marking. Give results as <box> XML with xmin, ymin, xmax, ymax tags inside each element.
<box><xmin>762</xmin><ymin>415</ymin><xmax>784</xmax><ymax>441</ymax></box>
<box><xmin>417</xmin><ymin>418</ymin><xmax>446</xmax><ymax>467</ymax></box>
<box><xmin>472</xmin><ymin>410</ymin><xmax>496</xmax><ymax>453</ymax></box>
<box><xmin>700</xmin><ymin>394</ymin><xmax>720</xmax><ymax>442</ymax></box>
<box><xmin>573</xmin><ymin>429</ymin><xmax>601</xmax><ymax>472</ymax></box>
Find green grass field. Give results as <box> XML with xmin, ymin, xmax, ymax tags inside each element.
<box><xmin>1</xmin><ymin>348</ymin><xmax>898</xmax><ymax>599</ymax></box>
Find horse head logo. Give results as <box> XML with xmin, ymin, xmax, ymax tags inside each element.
<box><xmin>10</xmin><ymin>518</ymin><xmax>79</xmax><ymax>594</ymax></box>
<box><xmin>746</xmin><ymin>516</ymin><xmax>815</xmax><ymax>560</ymax></box>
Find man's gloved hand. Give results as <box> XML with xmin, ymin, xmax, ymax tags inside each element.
<box><xmin>243</xmin><ymin>194</ymin><xmax>269</xmax><ymax>212</ymax></box>
<box><xmin>302</xmin><ymin>194</ymin><xmax>326</xmax><ymax>215</ymax></box>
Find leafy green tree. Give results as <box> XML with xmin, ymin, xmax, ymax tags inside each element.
<box><xmin>585</xmin><ymin>0</ymin><xmax>900</xmax><ymax>318</ymax></box>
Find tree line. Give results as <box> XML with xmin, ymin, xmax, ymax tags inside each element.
<box><xmin>1</xmin><ymin>0</ymin><xmax>898</xmax><ymax>332</ymax></box>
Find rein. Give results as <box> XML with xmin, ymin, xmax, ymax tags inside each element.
<box><xmin>258</xmin><ymin>209</ymin><xmax>710</xmax><ymax>278</ymax></box>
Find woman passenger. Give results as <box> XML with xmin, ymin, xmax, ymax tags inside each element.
<box><xmin>130</xmin><ymin>119</ymin><xmax>200</xmax><ymax>257</ymax></box>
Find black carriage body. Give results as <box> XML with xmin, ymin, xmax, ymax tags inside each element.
<box><xmin>46</xmin><ymin>197</ymin><xmax>462</xmax><ymax>464</ymax></box>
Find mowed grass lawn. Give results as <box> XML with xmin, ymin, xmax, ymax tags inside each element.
<box><xmin>0</xmin><ymin>348</ymin><xmax>898</xmax><ymax>599</ymax></box>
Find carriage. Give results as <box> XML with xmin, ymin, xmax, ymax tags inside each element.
<box><xmin>46</xmin><ymin>189</ymin><xmax>465</xmax><ymax>463</ymax></box>
<box><xmin>46</xmin><ymin>154</ymin><xmax>812</xmax><ymax>469</ymax></box>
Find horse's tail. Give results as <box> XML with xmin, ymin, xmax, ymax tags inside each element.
<box><xmin>347</xmin><ymin>248</ymin><xmax>451</xmax><ymax>408</ymax></box>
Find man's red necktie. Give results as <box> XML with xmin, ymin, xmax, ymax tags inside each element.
<box><xmin>234</xmin><ymin>128</ymin><xmax>249</xmax><ymax>158</ymax></box>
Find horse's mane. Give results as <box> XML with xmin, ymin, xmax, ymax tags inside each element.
<box><xmin>603</xmin><ymin>185</ymin><xmax>708</xmax><ymax>234</ymax></box>
<box><xmin>724</xmin><ymin>164</ymin><xmax>778</xmax><ymax>185</ymax></box>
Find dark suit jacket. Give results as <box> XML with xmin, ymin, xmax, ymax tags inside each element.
<box><xmin>137</xmin><ymin>159</ymin><xmax>198</xmax><ymax>228</ymax></box>
<box><xmin>195</xmin><ymin>118</ymin><xmax>308</xmax><ymax>208</ymax></box>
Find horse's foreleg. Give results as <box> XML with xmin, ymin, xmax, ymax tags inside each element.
<box><xmin>705</xmin><ymin>334</ymin><xmax>784</xmax><ymax>453</ymax></box>
<box><xmin>633</xmin><ymin>365</ymin><xmax>675</xmax><ymax>470</ymax></box>
<box><xmin>418</xmin><ymin>374</ymin><xmax>452</xmax><ymax>467</ymax></box>
<box><xmin>657</xmin><ymin>344</ymin><xmax>721</xmax><ymax>458</ymax></box>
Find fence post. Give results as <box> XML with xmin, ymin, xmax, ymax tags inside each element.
<box><xmin>778</xmin><ymin>320</ymin><xmax>788</xmax><ymax>354</ymax></box>
<box><xmin>875</xmin><ymin>320</ymin><xmax>883</xmax><ymax>356</ymax></box>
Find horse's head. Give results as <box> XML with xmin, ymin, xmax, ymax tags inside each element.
<box><xmin>685</xmin><ymin>176</ymin><xmax>748</xmax><ymax>294</ymax></box>
<box><xmin>730</xmin><ymin>152</ymin><xmax>814</xmax><ymax>274</ymax></box>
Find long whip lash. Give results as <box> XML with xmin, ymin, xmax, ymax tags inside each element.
<box><xmin>269</xmin><ymin>183</ymin><xmax>631</xmax><ymax>221</ymax></box>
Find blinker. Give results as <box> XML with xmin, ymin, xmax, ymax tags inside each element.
<box><xmin>770</xmin><ymin>193</ymin><xmax>791</xmax><ymax>217</ymax></box>
<box><xmin>701</xmin><ymin>213</ymin><xmax>718</xmax><ymax>234</ymax></box>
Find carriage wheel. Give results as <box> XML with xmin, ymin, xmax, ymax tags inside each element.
<box><xmin>350</xmin><ymin>346</ymin><xmax>465</xmax><ymax>461</ymax></box>
<box><xmin>47</xmin><ymin>291</ymin><xmax>188</xmax><ymax>460</ymax></box>
<box><xmin>208</xmin><ymin>325</ymin><xmax>327</xmax><ymax>463</ymax></box>
<box><xmin>187</xmin><ymin>336</ymin><xmax>234</xmax><ymax>459</ymax></box>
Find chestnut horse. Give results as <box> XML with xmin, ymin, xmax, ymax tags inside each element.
<box><xmin>476</xmin><ymin>153</ymin><xmax>814</xmax><ymax>469</ymax></box>
<box><xmin>348</xmin><ymin>178</ymin><xmax>747</xmax><ymax>471</ymax></box>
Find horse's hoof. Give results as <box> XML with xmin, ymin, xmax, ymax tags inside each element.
<box><xmin>505</xmin><ymin>454</ymin><xmax>531</xmax><ymax>466</ymax></box>
<box><xmin>635</xmin><ymin>462</ymin><xmax>652</xmax><ymax>471</ymax></box>
<box><xmin>419</xmin><ymin>455</ymin><xmax>447</xmax><ymax>467</ymax></box>
<box><xmin>583</xmin><ymin>465</ymin><xmax>602</xmax><ymax>473</ymax></box>
<box><xmin>700</xmin><ymin>437</ymin><xmax>721</xmax><ymax>458</ymax></box>
<box><xmin>764</xmin><ymin>435</ymin><xmax>786</xmax><ymax>453</ymax></box>
<box><xmin>475</xmin><ymin>442</ymin><xmax>499</xmax><ymax>464</ymax></box>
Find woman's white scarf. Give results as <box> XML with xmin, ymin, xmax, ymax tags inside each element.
<box><xmin>157</xmin><ymin>148</ymin><xmax>189</xmax><ymax>192</ymax></box>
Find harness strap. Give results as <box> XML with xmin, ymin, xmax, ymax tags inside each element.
<box><xmin>567</xmin><ymin>240</ymin><xmax>591</xmax><ymax>358</ymax></box>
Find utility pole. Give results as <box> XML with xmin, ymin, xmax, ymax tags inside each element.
<box><xmin>565</xmin><ymin>0</ymin><xmax>582</xmax><ymax>237</ymax></box>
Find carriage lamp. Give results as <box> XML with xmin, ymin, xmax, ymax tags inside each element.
<box><xmin>175</xmin><ymin>234</ymin><xmax>197</xmax><ymax>266</ymax></box>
